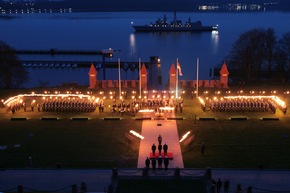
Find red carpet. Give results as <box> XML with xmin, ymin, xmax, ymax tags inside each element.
<box><xmin>149</xmin><ymin>152</ymin><xmax>173</xmax><ymax>160</ymax></box>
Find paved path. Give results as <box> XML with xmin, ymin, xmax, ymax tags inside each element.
<box><xmin>0</xmin><ymin>169</ymin><xmax>111</xmax><ymax>193</ymax></box>
<box><xmin>1</xmin><ymin>169</ymin><xmax>290</xmax><ymax>193</ymax></box>
<box><xmin>210</xmin><ymin>169</ymin><xmax>290</xmax><ymax>192</ymax></box>
<box><xmin>137</xmin><ymin>119</ymin><xmax>184</xmax><ymax>169</ymax></box>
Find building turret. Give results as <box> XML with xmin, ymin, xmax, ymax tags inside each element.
<box><xmin>88</xmin><ymin>63</ymin><xmax>97</xmax><ymax>89</ymax></box>
<box><xmin>169</xmin><ymin>63</ymin><xmax>176</xmax><ymax>90</ymax></box>
<box><xmin>219</xmin><ymin>62</ymin><xmax>229</xmax><ymax>88</ymax></box>
<box><xmin>141</xmin><ymin>63</ymin><xmax>148</xmax><ymax>90</ymax></box>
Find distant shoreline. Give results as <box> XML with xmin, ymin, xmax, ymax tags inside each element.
<box><xmin>1</xmin><ymin>9</ymin><xmax>290</xmax><ymax>16</ymax></box>
<box><xmin>1</xmin><ymin>0</ymin><xmax>290</xmax><ymax>14</ymax></box>
<box><xmin>0</xmin><ymin>15</ymin><xmax>15</xmax><ymax>19</ymax></box>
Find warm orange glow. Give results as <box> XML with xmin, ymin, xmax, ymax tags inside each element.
<box><xmin>273</xmin><ymin>96</ymin><xmax>286</xmax><ymax>108</ymax></box>
<box><xmin>159</xmin><ymin>107</ymin><xmax>175</xmax><ymax>111</ymax></box>
<box><xmin>129</xmin><ymin>130</ymin><xmax>144</xmax><ymax>139</ymax></box>
<box><xmin>95</xmin><ymin>98</ymin><xmax>99</xmax><ymax>103</ymax></box>
<box><xmin>198</xmin><ymin>97</ymin><xmax>205</xmax><ymax>106</ymax></box>
<box><xmin>199</xmin><ymin>95</ymin><xmax>287</xmax><ymax>110</ymax></box>
<box><xmin>3</xmin><ymin>93</ymin><xmax>93</xmax><ymax>106</ymax></box>
<box><xmin>139</xmin><ymin>109</ymin><xmax>154</xmax><ymax>113</ymax></box>
<box><xmin>223</xmin><ymin>95</ymin><xmax>284</xmax><ymax>105</ymax></box>
<box><xmin>180</xmin><ymin>131</ymin><xmax>191</xmax><ymax>142</ymax></box>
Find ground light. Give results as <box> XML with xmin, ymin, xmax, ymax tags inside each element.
<box><xmin>179</xmin><ymin>131</ymin><xmax>191</xmax><ymax>142</ymax></box>
<box><xmin>129</xmin><ymin>130</ymin><xmax>144</xmax><ymax>140</ymax></box>
<box><xmin>3</xmin><ymin>93</ymin><xmax>92</xmax><ymax>106</ymax></box>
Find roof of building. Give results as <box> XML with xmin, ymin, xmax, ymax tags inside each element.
<box><xmin>219</xmin><ymin>62</ymin><xmax>229</xmax><ymax>75</ymax></box>
<box><xmin>88</xmin><ymin>63</ymin><xmax>97</xmax><ymax>75</ymax></box>
<box><xmin>169</xmin><ymin>63</ymin><xmax>176</xmax><ymax>75</ymax></box>
<box><xmin>141</xmin><ymin>63</ymin><xmax>148</xmax><ymax>75</ymax></box>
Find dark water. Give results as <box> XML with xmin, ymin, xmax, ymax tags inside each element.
<box><xmin>1</xmin><ymin>12</ymin><xmax>290</xmax><ymax>88</ymax></box>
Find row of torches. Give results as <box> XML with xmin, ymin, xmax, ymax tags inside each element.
<box><xmin>2</xmin><ymin>89</ymin><xmax>289</xmax><ymax>108</ymax></box>
<box><xmin>2</xmin><ymin>90</ymin><xmax>185</xmax><ymax>107</ymax></box>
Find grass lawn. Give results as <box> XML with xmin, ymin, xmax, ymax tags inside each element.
<box><xmin>0</xmin><ymin>118</ymin><xmax>142</xmax><ymax>168</ymax></box>
<box><xmin>0</xmin><ymin>84</ymin><xmax>290</xmax><ymax>169</ymax></box>
<box><xmin>178</xmin><ymin>118</ymin><xmax>290</xmax><ymax>169</ymax></box>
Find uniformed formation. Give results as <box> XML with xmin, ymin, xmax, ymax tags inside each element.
<box><xmin>109</xmin><ymin>99</ymin><xmax>134</xmax><ymax>114</ymax></box>
<box><xmin>41</xmin><ymin>99</ymin><xmax>97</xmax><ymax>112</ymax></box>
<box><xmin>143</xmin><ymin>98</ymin><xmax>184</xmax><ymax>113</ymax></box>
<box><xmin>7</xmin><ymin>98</ymin><xmax>97</xmax><ymax>113</ymax></box>
<box><xmin>207</xmin><ymin>98</ymin><xmax>277</xmax><ymax>113</ymax></box>
<box><xmin>107</xmin><ymin>97</ymin><xmax>184</xmax><ymax>115</ymax></box>
<box><xmin>6</xmin><ymin>101</ymin><xmax>22</xmax><ymax>114</ymax></box>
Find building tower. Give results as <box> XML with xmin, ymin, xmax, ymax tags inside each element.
<box><xmin>169</xmin><ymin>63</ymin><xmax>176</xmax><ymax>91</ymax></box>
<box><xmin>219</xmin><ymin>62</ymin><xmax>229</xmax><ymax>88</ymax></box>
<box><xmin>141</xmin><ymin>63</ymin><xmax>148</xmax><ymax>90</ymax></box>
<box><xmin>88</xmin><ymin>63</ymin><xmax>97</xmax><ymax>89</ymax></box>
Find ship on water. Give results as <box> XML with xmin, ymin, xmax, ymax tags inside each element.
<box><xmin>132</xmin><ymin>12</ymin><xmax>218</xmax><ymax>32</ymax></box>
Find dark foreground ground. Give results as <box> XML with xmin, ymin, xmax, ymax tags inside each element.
<box><xmin>1</xmin><ymin>169</ymin><xmax>290</xmax><ymax>193</ymax></box>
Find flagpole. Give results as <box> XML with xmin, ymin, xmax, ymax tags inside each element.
<box><xmin>139</xmin><ymin>58</ymin><xmax>141</xmax><ymax>99</ymax></box>
<box><xmin>118</xmin><ymin>58</ymin><xmax>121</xmax><ymax>99</ymax></box>
<box><xmin>176</xmin><ymin>58</ymin><xmax>179</xmax><ymax>99</ymax></box>
<box><xmin>196</xmin><ymin>58</ymin><xmax>199</xmax><ymax>98</ymax></box>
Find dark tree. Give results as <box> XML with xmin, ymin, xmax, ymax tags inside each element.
<box><xmin>264</xmin><ymin>28</ymin><xmax>277</xmax><ymax>77</ymax></box>
<box><xmin>0</xmin><ymin>40</ymin><xmax>29</xmax><ymax>88</ymax></box>
<box><xmin>227</xmin><ymin>28</ymin><xmax>278</xmax><ymax>81</ymax></box>
<box><xmin>278</xmin><ymin>32</ymin><xmax>290</xmax><ymax>61</ymax></box>
<box><xmin>275</xmin><ymin>32</ymin><xmax>290</xmax><ymax>81</ymax></box>
<box><xmin>273</xmin><ymin>46</ymin><xmax>288</xmax><ymax>81</ymax></box>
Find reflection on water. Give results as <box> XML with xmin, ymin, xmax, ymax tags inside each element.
<box><xmin>1</xmin><ymin>12</ymin><xmax>289</xmax><ymax>88</ymax></box>
<box><xmin>130</xmin><ymin>33</ymin><xmax>136</xmax><ymax>51</ymax></box>
<box><xmin>211</xmin><ymin>31</ymin><xmax>219</xmax><ymax>55</ymax></box>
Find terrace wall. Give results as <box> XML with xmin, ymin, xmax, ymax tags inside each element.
<box><xmin>95</xmin><ymin>79</ymin><xmax>224</xmax><ymax>89</ymax></box>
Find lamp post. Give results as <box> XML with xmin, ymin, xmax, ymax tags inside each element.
<box><xmin>196</xmin><ymin>58</ymin><xmax>199</xmax><ymax>98</ymax></box>
<box><xmin>139</xmin><ymin>58</ymin><xmax>142</xmax><ymax>99</ymax></box>
<box><xmin>102</xmin><ymin>48</ymin><xmax>120</xmax><ymax>80</ymax></box>
<box><xmin>118</xmin><ymin>58</ymin><xmax>121</xmax><ymax>99</ymax></box>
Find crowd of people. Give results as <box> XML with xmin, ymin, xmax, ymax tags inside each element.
<box><xmin>151</xmin><ymin>135</ymin><xmax>168</xmax><ymax>156</ymax></box>
<box><xmin>6</xmin><ymin>101</ymin><xmax>22</xmax><ymax>114</ymax></box>
<box><xmin>213</xmin><ymin>178</ymin><xmax>230</xmax><ymax>193</ymax></box>
<box><xmin>109</xmin><ymin>99</ymin><xmax>136</xmax><ymax>115</ymax></box>
<box><xmin>4</xmin><ymin>93</ymin><xmax>186</xmax><ymax>115</ymax></box>
<box><xmin>107</xmin><ymin>97</ymin><xmax>185</xmax><ymax>116</ymax></box>
<box><xmin>145</xmin><ymin>134</ymin><xmax>170</xmax><ymax>171</ymax></box>
<box><xmin>140</xmin><ymin>98</ymin><xmax>184</xmax><ymax>113</ymax></box>
<box><xmin>206</xmin><ymin>98</ymin><xmax>277</xmax><ymax>113</ymax></box>
<box><xmin>5</xmin><ymin>97</ymin><xmax>98</xmax><ymax>113</ymax></box>
<box><xmin>41</xmin><ymin>99</ymin><xmax>97</xmax><ymax>112</ymax></box>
